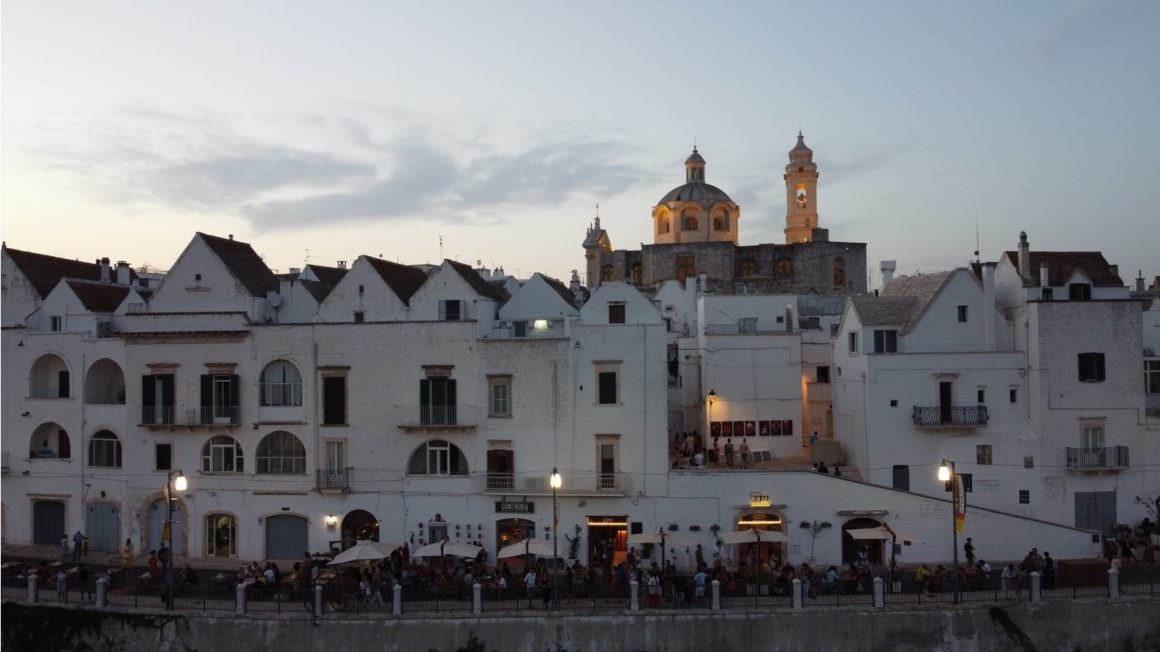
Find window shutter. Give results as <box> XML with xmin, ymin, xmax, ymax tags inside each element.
<box><xmin>229</xmin><ymin>374</ymin><xmax>240</xmax><ymax>407</ymax></box>
<box><xmin>142</xmin><ymin>375</ymin><xmax>156</xmax><ymax>405</ymax></box>
<box><xmin>200</xmin><ymin>375</ymin><xmax>212</xmax><ymax>410</ymax></box>
<box><xmin>447</xmin><ymin>379</ymin><xmax>457</xmax><ymax>406</ymax></box>
<box><xmin>160</xmin><ymin>375</ymin><xmax>175</xmax><ymax>407</ymax></box>
<box><xmin>1097</xmin><ymin>355</ymin><xmax>1105</xmax><ymax>381</ymax></box>
<box><xmin>420</xmin><ymin>379</ymin><xmax>430</xmax><ymax>407</ymax></box>
<box><xmin>438</xmin><ymin>301</ymin><xmax>447</xmax><ymax>321</ymax></box>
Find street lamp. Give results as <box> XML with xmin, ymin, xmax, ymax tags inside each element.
<box><xmin>163</xmin><ymin>470</ymin><xmax>187</xmax><ymax>610</ymax></box>
<box><xmin>707</xmin><ymin>390</ymin><xmax>716</xmax><ymax>462</ymax></box>
<box><xmin>549</xmin><ymin>467</ymin><xmax>562</xmax><ymax>610</ymax></box>
<box><xmin>937</xmin><ymin>460</ymin><xmax>961</xmax><ymax>604</ymax></box>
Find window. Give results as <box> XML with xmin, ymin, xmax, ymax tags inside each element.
<box><xmin>739</xmin><ymin>260</ymin><xmax>757</xmax><ymax>277</ymax></box>
<box><xmin>200</xmin><ymin>373</ymin><xmax>239</xmax><ymax>425</ymax></box>
<box><xmin>872</xmin><ymin>329</ymin><xmax>897</xmax><ymax>353</ymax></box>
<box><xmin>205</xmin><ymin>514</ymin><xmax>236</xmax><ymax>557</ymax></box>
<box><xmin>892</xmin><ymin>465</ymin><xmax>910</xmax><ymax>491</ymax></box>
<box><xmin>777</xmin><ymin>258</ymin><xmax>794</xmax><ymax>276</ymax></box>
<box><xmin>608</xmin><ymin>302</ymin><xmax>626</xmax><ymax>324</ymax></box>
<box><xmin>977</xmin><ymin>388</ymin><xmax>986</xmax><ymax>404</ymax></box>
<box><xmin>848</xmin><ymin>331</ymin><xmax>859</xmax><ymax>354</ymax></box>
<box><xmin>420</xmin><ymin>377</ymin><xmax>457</xmax><ymax>425</ymax></box>
<box><xmin>439</xmin><ymin>300</ymin><xmax>464</xmax><ymax>321</ymax></box>
<box><xmin>683</xmin><ymin>216</ymin><xmax>698</xmax><ymax>231</ymax></box>
<box><xmin>1080</xmin><ymin>424</ymin><xmax>1104</xmax><ymax>450</ymax></box>
<box><xmin>596</xmin><ymin>365</ymin><xmax>619</xmax><ymax>405</ymax></box>
<box><xmin>486</xmin><ymin>448</ymin><xmax>514</xmax><ymax>488</ymax></box>
<box><xmin>1009</xmin><ymin>388</ymin><xmax>1018</xmax><ymax>403</ymax></box>
<box><xmin>676</xmin><ymin>255</ymin><xmax>695</xmax><ymax>284</ymax></box>
<box><xmin>353</xmin><ymin>311</ymin><xmax>365</xmax><ymax>323</ymax></box>
<box><xmin>817</xmin><ymin>366</ymin><xmax>831</xmax><ymax>384</ymax></box>
<box><xmin>976</xmin><ymin>444</ymin><xmax>992</xmax><ymax>465</ymax></box>
<box><xmin>202</xmin><ymin>435</ymin><xmax>243</xmax><ymax>473</ymax></box>
<box><xmin>944</xmin><ymin>473</ymin><xmax>973</xmax><ymax>493</ymax></box>
<box><xmin>260</xmin><ymin>360</ymin><xmax>302</xmax><ymax>407</ymax></box>
<box><xmin>88</xmin><ymin>431</ymin><xmax>122</xmax><ymax>468</ymax></box>
<box><xmin>658</xmin><ymin>216</ymin><xmax>670</xmax><ymax>235</ymax></box>
<box><xmin>1145</xmin><ymin>360</ymin><xmax>1160</xmax><ymax>395</ymax></box>
<box><xmin>322</xmin><ymin>375</ymin><xmax>347</xmax><ymax>425</ymax></box>
<box><xmin>488</xmin><ymin>376</ymin><xmax>511</xmax><ymax>417</ymax></box>
<box><xmin>957</xmin><ymin>305</ymin><xmax>968</xmax><ymax>322</ymax></box>
<box><xmin>1041</xmin><ymin>288</ymin><xmax>1053</xmax><ymax>301</ymax></box>
<box><xmin>738</xmin><ymin>317</ymin><xmax>757</xmax><ymax>334</ymax></box>
<box><xmin>51</xmin><ymin>316</ymin><xmax>63</xmax><ymax>332</ymax></box>
<box><xmin>1078</xmin><ymin>352</ymin><xmax>1106</xmax><ymax>382</ymax></box>
<box><xmin>1068</xmin><ymin>283</ymin><xmax>1092</xmax><ymax>300</ymax></box>
<box><xmin>832</xmin><ymin>258</ymin><xmax>845</xmax><ymax>286</ymax></box>
<box><xmin>631</xmin><ymin>264</ymin><xmax>642</xmax><ymax>284</ymax></box>
<box><xmin>407</xmin><ymin>440</ymin><xmax>468</xmax><ymax>476</ymax></box>
<box><xmin>255</xmin><ymin>431</ymin><xmax>306</xmax><ymax>475</ymax></box>
<box><xmin>597</xmin><ymin>436</ymin><xmax>619</xmax><ymax>488</ymax></box>
<box><xmin>1019</xmin><ymin>490</ymin><xmax>1030</xmax><ymax>505</ymax></box>
<box><xmin>141</xmin><ymin>374</ymin><xmax>176</xmax><ymax>424</ymax></box>
<box><xmin>602</xmin><ymin>265</ymin><xmax>615</xmax><ymax>282</ymax></box>
<box><xmin>155</xmin><ymin>443</ymin><xmax>172</xmax><ymax>471</ymax></box>
<box><xmin>889</xmin><ymin>399</ymin><xmax>898</xmax><ymax>407</ymax></box>
<box><xmin>1023</xmin><ymin>456</ymin><xmax>1034</xmax><ymax>469</ymax></box>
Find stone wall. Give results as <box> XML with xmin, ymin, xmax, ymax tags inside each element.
<box><xmin>6</xmin><ymin>599</ymin><xmax>1158</xmax><ymax>652</ymax></box>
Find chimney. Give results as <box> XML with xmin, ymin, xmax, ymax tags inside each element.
<box><xmin>337</xmin><ymin>261</ymin><xmax>347</xmax><ymax>269</ymax></box>
<box><xmin>1109</xmin><ymin>264</ymin><xmax>1119</xmax><ymax>281</ymax></box>
<box><xmin>879</xmin><ymin>260</ymin><xmax>897</xmax><ymax>292</ymax></box>
<box><xmin>698</xmin><ymin>272</ymin><xmax>708</xmax><ymax>293</ymax></box>
<box><xmin>100</xmin><ymin>257</ymin><xmax>111</xmax><ymax>283</ymax></box>
<box><xmin>1039</xmin><ymin>263</ymin><xmax>1049</xmax><ymax>288</ymax></box>
<box><xmin>982</xmin><ymin>262</ymin><xmax>997</xmax><ymax>351</ymax></box>
<box><xmin>288</xmin><ymin>267</ymin><xmax>301</xmax><ymax>275</ymax></box>
<box><xmin>115</xmin><ymin>261</ymin><xmax>131</xmax><ymax>285</ymax></box>
<box><xmin>1017</xmin><ymin>232</ymin><xmax>1030</xmax><ymax>280</ymax></box>
<box><xmin>1137</xmin><ymin>271</ymin><xmax>1145</xmax><ymax>293</ymax></box>
<box><xmin>570</xmin><ymin>270</ymin><xmax>584</xmax><ymax>304</ymax></box>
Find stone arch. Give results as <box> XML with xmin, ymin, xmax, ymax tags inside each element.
<box><xmin>841</xmin><ymin>517</ymin><xmax>885</xmax><ymax>565</ymax></box>
<box><xmin>407</xmin><ymin>439</ymin><xmax>469</xmax><ymax>476</ymax></box>
<box><xmin>85</xmin><ymin>358</ymin><xmax>125</xmax><ymax>404</ymax></box>
<box><xmin>205</xmin><ymin>512</ymin><xmax>238</xmax><ymax>557</ymax></box>
<box><xmin>30</xmin><ymin>422</ymin><xmax>71</xmax><ymax>459</ymax></box>
<box><xmin>30</xmin><ymin>353</ymin><xmax>71</xmax><ymax>398</ymax></box>
<box><xmin>260</xmin><ymin>359</ymin><xmax>303</xmax><ymax>407</ymax></box>
<box><xmin>340</xmin><ymin>509</ymin><xmax>379</xmax><ymax>549</ymax></box>
<box><xmin>255</xmin><ymin>430</ymin><xmax>306</xmax><ymax>475</ymax></box>
<box><xmin>87</xmin><ymin>429</ymin><xmax>122</xmax><ymax>468</ymax></box>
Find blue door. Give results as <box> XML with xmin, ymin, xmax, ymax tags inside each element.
<box><xmin>86</xmin><ymin>502</ymin><xmax>119</xmax><ymax>552</ymax></box>
<box><xmin>147</xmin><ymin>499</ymin><xmax>184</xmax><ymax>555</ymax></box>
<box><xmin>266</xmin><ymin>515</ymin><xmax>308</xmax><ymax>560</ymax></box>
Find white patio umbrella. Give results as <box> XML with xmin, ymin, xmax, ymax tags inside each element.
<box><xmin>411</xmin><ymin>539</ymin><xmax>481</xmax><ymax>559</ymax></box>
<box><xmin>329</xmin><ymin>539</ymin><xmax>400</xmax><ymax>565</ymax></box>
<box><xmin>497</xmin><ymin>538</ymin><xmax>557</xmax><ymax>559</ymax></box>
<box><xmin>627</xmin><ymin>529</ymin><xmax>695</xmax><ymax>570</ymax></box>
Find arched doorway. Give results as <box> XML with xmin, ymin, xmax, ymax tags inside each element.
<box><xmin>842</xmin><ymin>518</ymin><xmax>886</xmax><ymax>565</ymax></box>
<box><xmin>32</xmin><ymin>501</ymin><xmax>65</xmax><ymax>544</ymax></box>
<box><xmin>86</xmin><ymin>501</ymin><xmax>119</xmax><ymax>553</ymax></box>
<box><xmin>147</xmin><ymin>498</ymin><xmax>184</xmax><ymax>555</ymax></box>
<box><xmin>266</xmin><ymin>514</ymin><xmax>308</xmax><ymax>560</ymax></box>
<box><xmin>340</xmin><ymin>510</ymin><xmax>378</xmax><ymax>549</ymax></box>
<box><xmin>495</xmin><ymin>518</ymin><xmax>536</xmax><ymax>570</ymax></box>
<box><xmin>733</xmin><ymin>511</ymin><xmax>786</xmax><ymax>570</ymax></box>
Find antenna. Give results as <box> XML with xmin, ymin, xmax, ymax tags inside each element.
<box><xmin>974</xmin><ymin>213</ymin><xmax>980</xmax><ymax>263</ymax></box>
<box><xmin>439</xmin><ymin>235</ymin><xmax>444</xmax><ymax>261</ymax></box>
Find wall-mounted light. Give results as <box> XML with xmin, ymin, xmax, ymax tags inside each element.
<box><xmin>534</xmin><ymin>319</ymin><xmax>549</xmax><ymax>331</ymax></box>
<box><xmin>325</xmin><ymin>515</ymin><xmax>338</xmax><ymax>530</ymax></box>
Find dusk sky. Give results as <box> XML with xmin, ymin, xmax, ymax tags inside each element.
<box><xmin>3</xmin><ymin>1</ymin><xmax>1158</xmax><ymax>287</ymax></box>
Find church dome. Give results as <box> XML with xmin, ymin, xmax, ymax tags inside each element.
<box><xmin>659</xmin><ymin>147</ymin><xmax>735</xmax><ymax>206</ymax></box>
<box><xmin>789</xmin><ymin>131</ymin><xmax>813</xmax><ymax>161</ymax></box>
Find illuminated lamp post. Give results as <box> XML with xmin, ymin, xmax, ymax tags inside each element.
<box><xmin>549</xmin><ymin>467</ymin><xmax>562</xmax><ymax>610</ymax></box>
<box><xmin>937</xmin><ymin>460</ymin><xmax>961</xmax><ymax>604</ymax></box>
<box><xmin>164</xmin><ymin>470</ymin><xmax>187</xmax><ymax>610</ymax></box>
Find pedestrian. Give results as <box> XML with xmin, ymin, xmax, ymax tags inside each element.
<box><xmin>72</xmin><ymin>530</ymin><xmax>85</xmax><ymax>561</ymax></box>
<box><xmin>76</xmin><ymin>563</ymin><xmax>93</xmax><ymax>601</ymax></box>
<box><xmin>121</xmin><ymin>538</ymin><xmax>135</xmax><ymax>571</ymax></box>
<box><xmin>1042</xmin><ymin>552</ymin><xmax>1055</xmax><ymax>590</ymax></box>
<box><xmin>55</xmin><ymin>567</ymin><xmax>68</xmax><ymax>600</ymax></box>
<box><xmin>809</xmin><ymin>431</ymin><xmax>819</xmax><ymax>446</ymax></box>
<box><xmin>739</xmin><ymin>438</ymin><xmax>750</xmax><ymax>469</ymax></box>
<box><xmin>964</xmin><ymin>538</ymin><xmax>976</xmax><ymax>565</ymax></box>
<box><xmin>724</xmin><ymin>439</ymin><xmax>735</xmax><ymax>467</ymax></box>
<box><xmin>60</xmin><ymin>533</ymin><xmax>70</xmax><ymax>559</ymax></box>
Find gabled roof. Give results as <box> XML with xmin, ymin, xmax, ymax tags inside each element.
<box><xmin>298</xmin><ymin>279</ymin><xmax>334</xmax><ymax>303</ymax></box>
<box><xmin>365</xmin><ymin>257</ymin><xmax>428</xmax><ymax>305</ymax></box>
<box><xmin>447</xmin><ymin>260</ymin><xmax>508</xmax><ymax>302</ymax></box>
<box><xmin>4</xmin><ymin>247</ymin><xmax>106</xmax><ymax>298</ymax></box>
<box><xmin>198</xmin><ymin>233</ymin><xmax>278</xmax><ymax>297</ymax></box>
<box><xmin>850</xmin><ymin>295</ymin><xmax>918</xmax><ymax>327</ymax></box>
<box><xmin>66</xmin><ymin>280</ymin><xmax>130</xmax><ymax>313</ymax></box>
<box><xmin>851</xmin><ymin>270</ymin><xmax>960</xmax><ymax>333</ymax></box>
<box><xmin>1001</xmin><ymin>251</ymin><xmax>1124</xmax><ymax>287</ymax></box>
<box><xmin>541</xmin><ymin>274</ymin><xmax>577</xmax><ymax>307</ymax></box>
<box><xmin>306</xmin><ymin>264</ymin><xmax>348</xmax><ymax>287</ymax></box>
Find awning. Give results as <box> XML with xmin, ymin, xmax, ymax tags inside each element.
<box><xmin>716</xmin><ymin>528</ymin><xmax>789</xmax><ymax>545</ymax></box>
<box><xmin>846</xmin><ymin>526</ymin><xmax>914</xmax><ymax>542</ymax></box>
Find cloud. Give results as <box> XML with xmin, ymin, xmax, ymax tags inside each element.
<box><xmin>13</xmin><ymin>103</ymin><xmax>651</xmax><ymax>230</ymax></box>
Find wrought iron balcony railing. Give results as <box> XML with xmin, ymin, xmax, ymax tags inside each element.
<box><xmin>912</xmin><ymin>405</ymin><xmax>989</xmax><ymax>427</ymax></box>
<box><xmin>317</xmin><ymin>467</ymin><xmax>353</xmax><ymax>491</ymax></box>
<box><xmin>1066</xmin><ymin>446</ymin><xmax>1129</xmax><ymax>471</ymax></box>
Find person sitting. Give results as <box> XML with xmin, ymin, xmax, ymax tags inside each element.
<box><xmin>822</xmin><ymin>565</ymin><xmax>841</xmax><ymax>594</ymax></box>
<box><xmin>929</xmin><ymin>564</ymin><xmax>948</xmax><ymax>593</ymax></box>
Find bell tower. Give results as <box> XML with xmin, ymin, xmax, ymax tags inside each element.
<box><xmin>784</xmin><ymin>131</ymin><xmax>820</xmax><ymax>244</ymax></box>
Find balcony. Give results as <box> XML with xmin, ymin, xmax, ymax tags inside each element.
<box><xmin>912</xmin><ymin>405</ymin><xmax>989</xmax><ymax>429</ymax></box>
<box><xmin>398</xmin><ymin>404</ymin><xmax>476</xmax><ymax>433</ymax></box>
<box><xmin>480</xmin><ymin>470</ymin><xmax>627</xmax><ymax>496</ymax></box>
<box><xmin>1066</xmin><ymin>446</ymin><xmax>1129</xmax><ymax>471</ymax></box>
<box><xmin>199</xmin><ymin>405</ymin><xmax>240</xmax><ymax>426</ymax></box>
<box><xmin>421</xmin><ymin>405</ymin><xmax>457</xmax><ymax>426</ymax></box>
<box><xmin>140</xmin><ymin>406</ymin><xmax>175</xmax><ymax>426</ymax></box>
<box><xmin>317</xmin><ymin>467</ymin><xmax>353</xmax><ymax>493</ymax></box>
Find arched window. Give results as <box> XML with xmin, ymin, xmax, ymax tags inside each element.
<box><xmin>658</xmin><ymin>216</ymin><xmax>670</xmax><ymax>235</ymax></box>
<box><xmin>407</xmin><ymin>440</ymin><xmax>469</xmax><ymax>476</ymax></box>
<box><xmin>796</xmin><ymin>183</ymin><xmax>808</xmax><ymax>209</ymax></box>
<box><xmin>202</xmin><ymin>435</ymin><xmax>244</xmax><ymax>473</ymax></box>
<box><xmin>260</xmin><ymin>360</ymin><xmax>302</xmax><ymax>407</ymax></box>
<box><xmin>206</xmin><ymin>513</ymin><xmax>237</xmax><ymax>557</ymax></box>
<box><xmin>833</xmin><ymin>258</ymin><xmax>846</xmax><ymax>286</ymax></box>
<box><xmin>777</xmin><ymin>258</ymin><xmax>794</xmax><ymax>276</ymax></box>
<box><xmin>602</xmin><ymin>265</ymin><xmax>615</xmax><ymax>282</ymax></box>
<box><xmin>739</xmin><ymin>260</ymin><xmax>757</xmax><ymax>277</ymax></box>
<box><xmin>30</xmin><ymin>422</ymin><xmax>70</xmax><ymax>459</ymax></box>
<box><xmin>88</xmin><ymin>430</ymin><xmax>122</xmax><ymax>468</ymax></box>
<box><xmin>256</xmin><ymin>431</ymin><xmax>306</xmax><ymax>474</ymax></box>
<box><xmin>713</xmin><ymin>210</ymin><xmax>730</xmax><ymax>231</ymax></box>
<box><xmin>30</xmin><ymin>354</ymin><xmax>70</xmax><ymax>399</ymax></box>
<box><xmin>684</xmin><ymin>216</ymin><xmax>698</xmax><ymax>231</ymax></box>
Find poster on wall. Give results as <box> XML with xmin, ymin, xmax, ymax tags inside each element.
<box><xmin>758</xmin><ymin>421</ymin><xmax>771</xmax><ymax>437</ymax></box>
<box><xmin>721</xmin><ymin>421</ymin><xmax>733</xmax><ymax>437</ymax></box>
<box><xmin>710</xmin><ymin>422</ymin><xmax>722</xmax><ymax>438</ymax></box>
<box><xmin>771</xmin><ymin>420</ymin><xmax>782</xmax><ymax>436</ymax></box>
<box><xmin>782</xmin><ymin>420</ymin><xmax>794</xmax><ymax>436</ymax></box>
<box><xmin>744</xmin><ymin>421</ymin><xmax>756</xmax><ymax>437</ymax></box>
<box><xmin>732</xmin><ymin>421</ymin><xmax>745</xmax><ymax>439</ymax></box>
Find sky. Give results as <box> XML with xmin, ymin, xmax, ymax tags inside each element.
<box><xmin>3</xmin><ymin>1</ymin><xmax>1158</xmax><ymax>287</ymax></box>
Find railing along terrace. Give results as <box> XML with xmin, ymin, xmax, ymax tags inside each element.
<box><xmin>482</xmin><ymin>471</ymin><xmax>625</xmax><ymax>493</ymax></box>
<box><xmin>199</xmin><ymin>405</ymin><xmax>240</xmax><ymax>426</ymax></box>
<box><xmin>141</xmin><ymin>406</ymin><xmax>175</xmax><ymax>425</ymax></box>
<box><xmin>1066</xmin><ymin>446</ymin><xmax>1130</xmax><ymax>470</ymax></box>
<box><xmin>317</xmin><ymin>467</ymin><xmax>353</xmax><ymax>491</ymax></box>
<box><xmin>420</xmin><ymin>405</ymin><xmax>457</xmax><ymax>426</ymax></box>
<box><xmin>911</xmin><ymin>405</ymin><xmax>989</xmax><ymax>427</ymax></box>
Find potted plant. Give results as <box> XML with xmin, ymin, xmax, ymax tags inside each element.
<box><xmin>565</xmin><ymin>524</ymin><xmax>581</xmax><ymax>561</ymax></box>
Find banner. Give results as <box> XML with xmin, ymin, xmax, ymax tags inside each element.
<box><xmin>953</xmin><ymin>476</ymin><xmax>966</xmax><ymax>534</ymax></box>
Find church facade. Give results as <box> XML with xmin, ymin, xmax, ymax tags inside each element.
<box><xmin>583</xmin><ymin>134</ymin><xmax>868</xmax><ymax>296</ymax></box>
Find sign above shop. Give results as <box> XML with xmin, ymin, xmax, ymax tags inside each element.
<box><xmin>496</xmin><ymin>501</ymin><xmax>534</xmax><ymax>513</ymax></box>
<box><xmin>749</xmin><ymin>493</ymin><xmax>771</xmax><ymax>507</ymax></box>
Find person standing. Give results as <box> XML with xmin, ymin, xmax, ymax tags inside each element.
<box><xmin>724</xmin><ymin>439</ymin><xmax>735</xmax><ymax>467</ymax></box>
<box><xmin>77</xmin><ymin>563</ymin><xmax>93</xmax><ymax>601</ymax></box>
<box><xmin>60</xmin><ymin>533</ymin><xmax>70</xmax><ymax>559</ymax></box>
<box><xmin>1042</xmin><ymin>552</ymin><xmax>1056</xmax><ymax>590</ymax></box>
<box><xmin>72</xmin><ymin>531</ymin><xmax>85</xmax><ymax>561</ymax></box>
<box><xmin>964</xmin><ymin>538</ymin><xmax>976</xmax><ymax>565</ymax></box>
<box><xmin>739</xmin><ymin>439</ymin><xmax>750</xmax><ymax>469</ymax></box>
<box><xmin>121</xmin><ymin>538</ymin><xmax>135</xmax><ymax>571</ymax></box>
